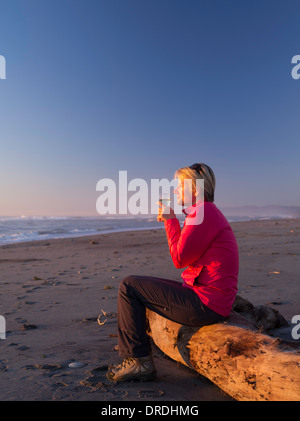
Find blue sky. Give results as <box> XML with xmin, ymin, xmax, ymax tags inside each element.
<box><xmin>0</xmin><ymin>0</ymin><xmax>299</xmax><ymax>216</ymax></box>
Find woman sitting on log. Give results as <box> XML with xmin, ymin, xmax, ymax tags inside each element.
<box><xmin>106</xmin><ymin>163</ymin><xmax>239</xmax><ymax>383</ymax></box>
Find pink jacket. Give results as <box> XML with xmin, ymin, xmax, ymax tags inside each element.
<box><xmin>164</xmin><ymin>201</ymin><xmax>239</xmax><ymax>317</ymax></box>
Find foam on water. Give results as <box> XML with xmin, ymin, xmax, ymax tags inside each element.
<box><xmin>0</xmin><ymin>206</ymin><xmax>299</xmax><ymax>245</ymax></box>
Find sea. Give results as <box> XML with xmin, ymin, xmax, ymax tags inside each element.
<box><xmin>0</xmin><ymin>205</ymin><xmax>299</xmax><ymax>246</ymax></box>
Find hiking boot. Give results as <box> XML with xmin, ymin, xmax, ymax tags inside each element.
<box><xmin>106</xmin><ymin>355</ymin><xmax>156</xmax><ymax>382</ymax></box>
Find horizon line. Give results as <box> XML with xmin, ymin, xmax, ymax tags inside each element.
<box><xmin>0</xmin><ymin>204</ymin><xmax>300</xmax><ymax>219</ymax></box>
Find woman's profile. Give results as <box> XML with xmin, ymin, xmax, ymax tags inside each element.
<box><xmin>106</xmin><ymin>163</ymin><xmax>239</xmax><ymax>382</ymax></box>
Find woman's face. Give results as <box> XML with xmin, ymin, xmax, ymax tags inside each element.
<box><xmin>174</xmin><ymin>176</ymin><xmax>195</xmax><ymax>206</ymax></box>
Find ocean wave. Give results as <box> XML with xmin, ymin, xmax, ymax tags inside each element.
<box><xmin>37</xmin><ymin>229</ymin><xmax>69</xmax><ymax>235</ymax></box>
<box><xmin>0</xmin><ymin>210</ymin><xmax>298</xmax><ymax>246</ymax></box>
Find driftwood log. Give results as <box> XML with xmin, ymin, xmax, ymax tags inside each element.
<box><xmin>146</xmin><ymin>295</ymin><xmax>300</xmax><ymax>401</ymax></box>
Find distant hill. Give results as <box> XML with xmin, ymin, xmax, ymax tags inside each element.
<box><xmin>219</xmin><ymin>205</ymin><xmax>300</xmax><ymax>220</ymax></box>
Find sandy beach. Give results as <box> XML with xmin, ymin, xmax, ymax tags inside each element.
<box><xmin>0</xmin><ymin>217</ymin><xmax>299</xmax><ymax>401</ymax></box>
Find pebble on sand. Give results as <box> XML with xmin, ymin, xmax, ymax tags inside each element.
<box><xmin>68</xmin><ymin>362</ymin><xmax>85</xmax><ymax>368</ymax></box>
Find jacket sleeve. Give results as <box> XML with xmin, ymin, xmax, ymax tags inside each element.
<box><xmin>164</xmin><ymin>216</ymin><xmax>215</xmax><ymax>269</ymax></box>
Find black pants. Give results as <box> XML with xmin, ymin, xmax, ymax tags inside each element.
<box><xmin>117</xmin><ymin>275</ymin><xmax>226</xmax><ymax>358</ymax></box>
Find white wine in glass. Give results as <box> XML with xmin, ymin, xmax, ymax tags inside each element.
<box><xmin>158</xmin><ymin>195</ymin><xmax>171</xmax><ymax>221</ymax></box>
<box><xmin>159</xmin><ymin>195</ymin><xmax>171</xmax><ymax>208</ymax></box>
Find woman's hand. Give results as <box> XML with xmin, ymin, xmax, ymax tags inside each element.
<box><xmin>157</xmin><ymin>201</ymin><xmax>175</xmax><ymax>222</ymax></box>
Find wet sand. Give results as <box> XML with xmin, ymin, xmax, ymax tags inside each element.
<box><xmin>0</xmin><ymin>218</ymin><xmax>299</xmax><ymax>401</ymax></box>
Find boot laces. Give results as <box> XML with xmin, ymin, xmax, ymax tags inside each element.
<box><xmin>117</xmin><ymin>357</ymin><xmax>134</xmax><ymax>371</ymax></box>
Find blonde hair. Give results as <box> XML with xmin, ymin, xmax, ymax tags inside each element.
<box><xmin>175</xmin><ymin>163</ymin><xmax>216</xmax><ymax>202</ymax></box>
